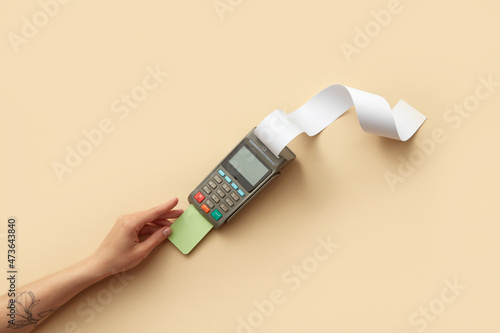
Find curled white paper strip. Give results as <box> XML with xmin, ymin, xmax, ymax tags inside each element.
<box><xmin>254</xmin><ymin>84</ymin><xmax>427</xmax><ymax>157</ymax></box>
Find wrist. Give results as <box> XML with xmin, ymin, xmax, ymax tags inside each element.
<box><xmin>78</xmin><ymin>254</ymin><xmax>114</xmax><ymax>283</ymax></box>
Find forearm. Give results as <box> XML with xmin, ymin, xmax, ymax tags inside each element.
<box><xmin>0</xmin><ymin>255</ymin><xmax>109</xmax><ymax>333</ymax></box>
<box><xmin>0</xmin><ymin>199</ymin><xmax>179</xmax><ymax>332</ymax></box>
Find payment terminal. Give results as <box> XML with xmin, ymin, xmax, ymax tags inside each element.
<box><xmin>188</xmin><ymin>128</ymin><xmax>295</xmax><ymax>229</ymax></box>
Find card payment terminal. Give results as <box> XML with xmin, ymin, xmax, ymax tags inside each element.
<box><xmin>188</xmin><ymin>128</ymin><xmax>295</xmax><ymax>229</ymax></box>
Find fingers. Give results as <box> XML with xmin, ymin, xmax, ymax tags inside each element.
<box><xmin>132</xmin><ymin>198</ymin><xmax>179</xmax><ymax>225</ymax></box>
<box><xmin>127</xmin><ymin>198</ymin><xmax>182</xmax><ymax>258</ymax></box>
<box><xmin>157</xmin><ymin>209</ymin><xmax>184</xmax><ymax>219</ymax></box>
<box><xmin>136</xmin><ymin>226</ymin><xmax>171</xmax><ymax>255</ymax></box>
<box><xmin>138</xmin><ymin>225</ymin><xmax>161</xmax><ymax>236</ymax></box>
<box><xmin>150</xmin><ymin>219</ymin><xmax>174</xmax><ymax>227</ymax></box>
<box><xmin>145</xmin><ymin>211</ymin><xmax>183</xmax><ymax>228</ymax></box>
<box><xmin>139</xmin><ymin>219</ymin><xmax>174</xmax><ymax>236</ymax></box>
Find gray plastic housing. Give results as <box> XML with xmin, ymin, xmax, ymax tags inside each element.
<box><xmin>188</xmin><ymin>128</ymin><xmax>295</xmax><ymax>229</ymax></box>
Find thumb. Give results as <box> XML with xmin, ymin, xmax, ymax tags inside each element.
<box><xmin>136</xmin><ymin>227</ymin><xmax>171</xmax><ymax>256</ymax></box>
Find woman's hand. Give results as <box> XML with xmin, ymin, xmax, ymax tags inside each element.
<box><xmin>90</xmin><ymin>198</ymin><xmax>183</xmax><ymax>277</ymax></box>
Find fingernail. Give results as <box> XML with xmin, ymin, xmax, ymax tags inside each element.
<box><xmin>163</xmin><ymin>227</ymin><xmax>172</xmax><ymax>237</ymax></box>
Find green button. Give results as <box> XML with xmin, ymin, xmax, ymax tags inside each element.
<box><xmin>211</xmin><ymin>209</ymin><xmax>222</xmax><ymax>221</ymax></box>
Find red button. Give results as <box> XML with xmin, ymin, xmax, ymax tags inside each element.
<box><xmin>194</xmin><ymin>191</ymin><xmax>205</xmax><ymax>203</ymax></box>
<box><xmin>201</xmin><ymin>204</ymin><xmax>210</xmax><ymax>213</ymax></box>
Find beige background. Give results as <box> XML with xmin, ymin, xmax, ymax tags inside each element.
<box><xmin>1</xmin><ymin>0</ymin><xmax>499</xmax><ymax>332</ymax></box>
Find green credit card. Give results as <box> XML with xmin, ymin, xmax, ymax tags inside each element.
<box><xmin>169</xmin><ymin>204</ymin><xmax>213</xmax><ymax>254</ymax></box>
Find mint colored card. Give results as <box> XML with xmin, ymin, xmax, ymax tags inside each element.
<box><xmin>169</xmin><ymin>204</ymin><xmax>213</xmax><ymax>254</ymax></box>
